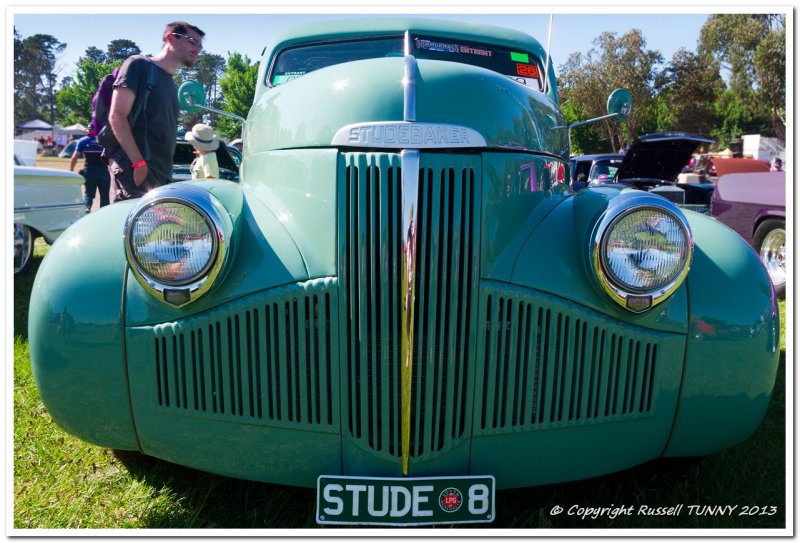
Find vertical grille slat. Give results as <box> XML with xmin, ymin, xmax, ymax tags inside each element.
<box><xmin>150</xmin><ymin>281</ymin><xmax>337</xmax><ymax>429</ymax></box>
<box><xmin>477</xmin><ymin>286</ymin><xmax>662</xmax><ymax>433</ymax></box>
<box><xmin>340</xmin><ymin>152</ymin><xmax>479</xmax><ymax>461</ymax></box>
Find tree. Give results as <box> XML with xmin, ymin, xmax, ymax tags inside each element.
<box><xmin>699</xmin><ymin>14</ymin><xmax>785</xmax><ymax>139</ymax></box>
<box><xmin>558</xmin><ymin>30</ymin><xmax>663</xmax><ymax>152</ymax></box>
<box><xmin>711</xmin><ymin>89</ymin><xmax>771</xmax><ymax>148</ymax></box>
<box><xmin>13</xmin><ymin>29</ymin><xmax>37</xmax><ymax>125</ymax></box>
<box><xmin>14</xmin><ymin>29</ymin><xmax>66</xmax><ymax>126</ymax></box>
<box><xmin>561</xmin><ymin>100</ymin><xmax>606</xmax><ymax>156</ymax></box>
<box><xmin>84</xmin><ymin>46</ymin><xmax>107</xmax><ymax>64</ymax></box>
<box><xmin>656</xmin><ymin>48</ymin><xmax>724</xmax><ymax>137</ymax></box>
<box><xmin>55</xmin><ymin>38</ymin><xmax>140</xmax><ymax>128</ymax></box>
<box><xmin>216</xmin><ymin>52</ymin><xmax>259</xmax><ymax>140</ymax></box>
<box><xmin>107</xmin><ymin>39</ymin><xmax>140</xmax><ymax>62</ymax></box>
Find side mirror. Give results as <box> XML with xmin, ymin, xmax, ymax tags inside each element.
<box><xmin>178</xmin><ymin>80</ymin><xmax>207</xmax><ymax>113</ymax></box>
<box><xmin>606</xmin><ymin>88</ymin><xmax>632</xmax><ymax>121</ymax></box>
<box><xmin>177</xmin><ymin>80</ymin><xmax>247</xmax><ymax>131</ymax></box>
<box><xmin>567</xmin><ymin>88</ymin><xmax>633</xmax><ymax>151</ymax></box>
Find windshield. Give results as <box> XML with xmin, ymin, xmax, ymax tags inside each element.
<box><xmin>270</xmin><ymin>34</ymin><xmax>543</xmax><ymax>90</ymax></box>
<box><xmin>589</xmin><ymin>158</ymin><xmax>623</xmax><ymax>182</ymax></box>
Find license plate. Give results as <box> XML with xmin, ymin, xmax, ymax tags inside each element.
<box><xmin>316</xmin><ymin>475</ymin><xmax>495</xmax><ymax>526</ymax></box>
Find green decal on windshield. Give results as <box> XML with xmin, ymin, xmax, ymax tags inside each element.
<box><xmin>510</xmin><ymin>52</ymin><xmax>529</xmax><ymax>63</ymax></box>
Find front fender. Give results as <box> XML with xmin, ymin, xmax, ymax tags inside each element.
<box><xmin>510</xmin><ymin>187</ymin><xmax>689</xmax><ymax>333</ymax></box>
<box><xmin>664</xmin><ymin>212</ymin><xmax>780</xmax><ymax>456</ymax></box>
<box><xmin>29</xmin><ymin>202</ymin><xmax>140</xmax><ymax>450</ymax></box>
<box><xmin>124</xmin><ymin>180</ymin><xmax>311</xmax><ymax>326</ymax></box>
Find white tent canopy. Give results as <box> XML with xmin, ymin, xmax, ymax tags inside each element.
<box><xmin>15</xmin><ymin>124</ymin><xmax>87</xmax><ymax>142</ymax></box>
<box><xmin>61</xmin><ymin>123</ymin><xmax>88</xmax><ymax>135</ymax></box>
<box><xmin>16</xmin><ymin>119</ymin><xmax>53</xmax><ymax>130</ymax></box>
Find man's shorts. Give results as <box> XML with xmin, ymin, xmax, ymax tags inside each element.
<box><xmin>106</xmin><ymin>149</ymin><xmax>153</xmax><ymax>201</ymax></box>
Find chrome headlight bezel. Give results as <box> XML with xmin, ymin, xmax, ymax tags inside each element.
<box><xmin>592</xmin><ymin>194</ymin><xmax>693</xmax><ymax>313</ymax></box>
<box><xmin>124</xmin><ymin>184</ymin><xmax>233</xmax><ymax>307</ymax></box>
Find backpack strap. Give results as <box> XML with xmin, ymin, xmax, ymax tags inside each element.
<box><xmin>128</xmin><ymin>62</ymin><xmax>158</xmax><ymax>161</ymax></box>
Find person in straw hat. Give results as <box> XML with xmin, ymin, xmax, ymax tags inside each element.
<box><xmin>186</xmin><ymin>123</ymin><xmax>220</xmax><ymax>179</ymax></box>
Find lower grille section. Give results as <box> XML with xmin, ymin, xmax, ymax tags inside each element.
<box><xmin>151</xmin><ymin>279</ymin><xmax>337</xmax><ymax>429</ymax></box>
<box><xmin>147</xmin><ymin>280</ymin><xmax>669</xmax><ymax>437</ymax></box>
<box><xmin>476</xmin><ymin>283</ymin><xmax>660</xmax><ymax>433</ymax></box>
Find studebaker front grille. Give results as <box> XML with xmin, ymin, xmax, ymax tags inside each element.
<box><xmin>476</xmin><ymin>283</ymin><xmax>659</xmax><ymax>433</ymax></box>
<box><xmin>339</xmin><ymin>152</ymin><xmax>480</xmax><ymax>460</ymax></box>
<box><xmin>145</xmin><ymin>152</ymin><xmax>674</xmax><ymax>465</ymax></box>
<box><xmin>152</xmin><ymin>280</ymin><xmax>338</xmax><ymax>428</ymax></box>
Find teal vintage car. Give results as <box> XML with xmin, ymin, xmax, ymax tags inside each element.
<box><xmin>29</xmin><ymin>18</ymin><xmax>779</xmax><ymax>526</ymax></box>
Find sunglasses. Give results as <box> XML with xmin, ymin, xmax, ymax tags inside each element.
<box><xmin>171</xmin><ymin>32</ymin><xmax>203</xmax><ymax>49</ymax></box>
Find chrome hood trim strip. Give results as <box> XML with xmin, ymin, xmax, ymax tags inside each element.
<box><xmin>399</xmin><ymin>148</ymin><xmax>420</xmax><ymax>475</ymax></box>
<box><xmin>404</xmin><ymin>33</ymin><xmax>416</xmax><ymax>122</ymax></box>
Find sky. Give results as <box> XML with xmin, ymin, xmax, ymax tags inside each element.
<box><xmin>13</xmin><ymin>10</ymin><xmax>719</xmax><ymax>86</ymax></box>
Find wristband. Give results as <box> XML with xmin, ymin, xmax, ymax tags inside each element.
<box><xmin>132</xmin><ymin>160</ymin><xmax>147</xmax><ymax>169</ymax></box>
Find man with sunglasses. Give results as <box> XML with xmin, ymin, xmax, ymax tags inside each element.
<box><xmin>106</xmin><ymin>21</ymin><xmax>205</xmax><ymax>200</ymax></box>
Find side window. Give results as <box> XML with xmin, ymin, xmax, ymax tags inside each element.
<box><xmin>574</xmin><ymin>161</ymin><xmax>590</xmax><ymax>182</ymax></box>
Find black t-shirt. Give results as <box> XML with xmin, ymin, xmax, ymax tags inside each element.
<box><xmin>114</xmin><ymin>55</ymin><xmax>178</xmax><ymax>184</ymax></box>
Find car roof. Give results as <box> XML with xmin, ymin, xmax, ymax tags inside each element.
<box><xmin>270</xmin><ymin>17</ymin><xmax>547</xmax><ymax>56</ymax></box>
<box><xmin>571</xmin><ymin>154</ymin><xmax>623</xmax><ymax>161</ymax></box>
<box><xmin>260</xmin><ymin>17</ymin><xmax>561</xmax><ymax>105</ymax></box>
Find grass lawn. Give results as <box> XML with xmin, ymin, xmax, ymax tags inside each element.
<box><xmin>34</xmin><ymin>155</ymin><xmax>72</xmax><ymax>170</ymax></box>
<box><xmin>13</xmin><ymin>240</ymin><xmax>788</xmax><ymax>530</ymax></box>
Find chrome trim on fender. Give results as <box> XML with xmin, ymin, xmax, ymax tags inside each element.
<box><xmin>14</xmin><ymin>203</ymin><xmax>86</xmax><ymax>213</ymax></box>
<box><xmin>123</xmin><ymin>184</ymin><xmax>233</xmax><ymax>307</ymax></box>
<box><xmin>400</xmin><ymin>148</ymin><xmax>420</xmax><ymax>476</ymax></box>
<box><xmin>332</xmin><ymin>121</ymin><xmax>487</xmax><ymax>149</ymax></box>
<box><xmin>591</xmin><ymin>193</ymin><xmax>693</xmax><ymax>313</ymax></box>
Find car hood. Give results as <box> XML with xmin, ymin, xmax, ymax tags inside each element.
<box><xmin>616</xmin><ymin>133</ymin><xmax>713</xmax><ymax>183</ymax></box>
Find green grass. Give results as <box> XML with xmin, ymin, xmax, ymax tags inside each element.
<box><xmin>13</xmin><ymin>241</ymin><xmax>787</xmax><ymax>530</ymax></box>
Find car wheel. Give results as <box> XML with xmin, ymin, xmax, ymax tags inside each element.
<box><xmin>14</xmin><ymin>224</ymin><xmax>34</xmax><ymax>275</ymax></box>
<box><xmin>753</xmin><ymin>218</ymin><xmax>786</xmax><ymax>300</ymax></box>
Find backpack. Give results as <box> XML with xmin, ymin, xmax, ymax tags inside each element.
<box><xmin>91</xmin><ymin>68</ymin><xmax>119</xmax><ymax>137</ymax></box>
<box><xmin>95</xmin><ymin>62</ymin><xmax>157</xmax><ymax>152</ymax></box>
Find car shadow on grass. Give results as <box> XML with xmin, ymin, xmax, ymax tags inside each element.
<box><xmin>112</xmin><ymin>450</ymin><xmax>320</xmax><ymax>528</ymax></box>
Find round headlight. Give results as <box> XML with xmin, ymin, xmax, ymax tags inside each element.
<box><xmin>594</xmin><ymin>200</ymin><xmax>692</xmax><ymax>312</ymax></box>
<box><xmin>128</xmin><ymin>201</ymin><xmax>217</xmax><ymax>284</ymax></box>
<box><xmin>125</xmin><ymin>185</ymin><xmax>233</xmax><ymax>306</ymax></box>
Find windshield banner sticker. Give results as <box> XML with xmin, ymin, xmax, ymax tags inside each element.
<box><xmin>415</xmin><ymin>38</ymin><xmax>493</xmax><ymax>57</ymax></box>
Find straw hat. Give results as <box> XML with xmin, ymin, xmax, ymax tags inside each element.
<box><xmin>185</xmin><ymin>123</ymin><xmax>220</xmax><ymax>151</ymax></box>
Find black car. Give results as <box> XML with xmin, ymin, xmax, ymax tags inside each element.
<box><xmin>572</xmin><ymin>133</ymin><xmax>714</xmax><ymax>212</ymax></box>
<box><xmin>569</xmin><ymin>153</ymin><xmax>623</xmax><ymax>187</ymax></box>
